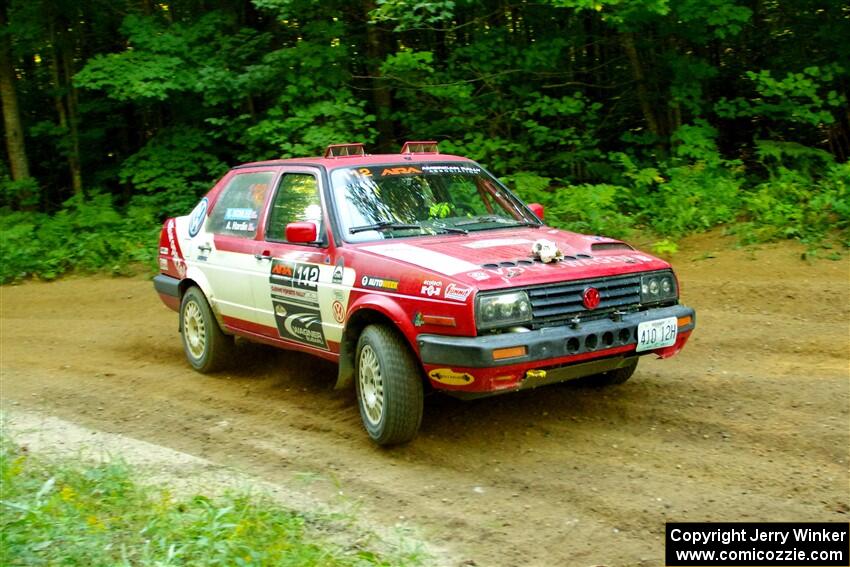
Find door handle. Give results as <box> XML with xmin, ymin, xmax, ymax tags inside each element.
<box><xmin>254</xmin><ymin>251</ymin><xmax>273</xmax><ymax>261</ymax></box>
<box><xmin>198</xmin><ymin>243</ymin><xmax>212</xmax><ymax>252</ymax></box>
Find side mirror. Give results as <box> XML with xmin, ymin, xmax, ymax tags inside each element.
<box><xmin>528</xmin><ymin>202</ymin><xmax>545</xmax><ymax>221</ymax></box>
<box><xmin>285</xmin><ymin>221</ymin><xmax>317</xmax><ymax>243</ymax></box>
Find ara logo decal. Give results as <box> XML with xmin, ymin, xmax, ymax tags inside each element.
<box><xmin>188</xmin><ymin>198</ymin><xmax>208</xmax><ymax>238</ymax></box>
<box><xmin>444</xmin><ymin>283</ymin><xmax>472</xmax><ymax>302</ymax></box>
<box><xmin>381</xmin><ymin>166</ymin><xmax>422</xmax><ymax>176</ymax></box>
<box><xmin>420</xmin><ymin>279</ymin><xmax>442</xmax><ymax>297</ymax></box>
<box><xmin>428</xmin><ymin>368</ymin><xmax>475</xmax><ymax>386</ymax></box>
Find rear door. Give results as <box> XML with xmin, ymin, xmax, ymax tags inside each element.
<box><xmin>192</xmin><ymin>169</ymin><xmax>277</xmax><ymax>328</ymax></box>
<box><xmin>248</xmin><ymin>168</ymin><xmax>353</xmax><ymax>352</ymax></box>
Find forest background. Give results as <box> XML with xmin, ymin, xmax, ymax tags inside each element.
<box><xmin>1</xmin><ymin>0</ymin><xmax>848</xmax><ymax>281</ymax></box>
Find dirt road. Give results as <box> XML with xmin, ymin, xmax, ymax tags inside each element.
<box><xmin>2</xmin><ymin>232</ymin><xmax>848</xmax><ymax>566</ymax></box>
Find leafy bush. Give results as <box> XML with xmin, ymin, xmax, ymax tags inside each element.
<box><xmin>505</xmin><ymin>172</ymin><xmax>633</xmax><ymax>238</ymax></box>
<box><xmin>0</xmin><ymin>195</ymin><xmax>160</xmax><ymax>283</ymax></box>
<box><xmin>734</xmin><ymin>162</ymin><xmax>850</xmax><ymax>245</ymax></box>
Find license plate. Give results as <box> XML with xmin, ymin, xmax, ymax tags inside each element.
<box><xmin>636</xmin><ymin>317</ymin><xmax>678</xmax><ymax>352</ymax></box>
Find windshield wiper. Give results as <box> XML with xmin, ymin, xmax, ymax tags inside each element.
<box><xmin>349</xmin><ymin>221</ymin><xmax>422</xmax><ymax>234</ymax></box>
<box><xmin>456</xmin><ymin>215</ymin><xmax>539</xmax><ymax>228</ymax></box>
<box><xmin>433</xmin><ymin>225</ymin><xmax>468</xmax><ymax>234</ymax></box>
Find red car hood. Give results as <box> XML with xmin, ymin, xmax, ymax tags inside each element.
<box><xmin>356</xmin><ymin>226</ymin><xmax>670</xmax><ymax>290</ymax></box>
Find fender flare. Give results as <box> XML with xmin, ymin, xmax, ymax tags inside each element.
<box><xmin>334</xmin><ymin>293</ymin><xmax>420</xmax><ymax>390</ymax></box>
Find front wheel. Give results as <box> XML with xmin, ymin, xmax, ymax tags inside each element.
<box><xmin>180</xmin><ymin>286</ymin><xmax>234</xmax><ymax>373</ymax></box>
<box><xmin>355</xmin><ymin>325</ymin><xmax>424</xmax><ymax>446</ymax></box>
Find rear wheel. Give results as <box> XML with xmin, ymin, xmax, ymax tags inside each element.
<box><xmin>582</xmin><ymin>358</ymin><xmax>639</xmax><ymax>387</ymax></box>
<box><xmin>180</xmin><ymin>286</ymin><xmax>234</xmax><ymax>373</ymax></box>
<box><xmin>355</xmin><ymin>324</ymin><xmax>424</xmax><ymax>446</ymax></box>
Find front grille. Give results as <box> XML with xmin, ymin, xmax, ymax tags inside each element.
<box><xmin>525</xmin><ymin>273</ymin><xmax>642</xmax><ymax>327</ymax></box>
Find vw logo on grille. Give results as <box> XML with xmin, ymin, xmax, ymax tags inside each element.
<box><xmin>582</xmin><ymin>287</ymin><xmax>601</xmax><ymax>309</ymax></box>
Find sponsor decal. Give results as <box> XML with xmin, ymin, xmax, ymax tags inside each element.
<box><xmin>331</xmin><ymin>300</ymin><xmax>345</xmax><ymax>323</ymax></box>
<box><xmin>332</xmin><ymin>258</ymin><xmax>344</xmax><ymax>284</ymax></box>
<box><xmin>466</xmin><ymin>270</ymin><xmax>490</xmax><ymax>281</ymax></box>
<box><xmin>361</xmin><ymin>243</ymin><xmax>479</xmax><ymax>275</ymax></box>
<box><xmin>560</xmin><ymin>254</ymin><xmax>653</xmax><ymax>268</ymax></box>
<box><xmin>159</xmin><ymin>246</ymin><xmax>170</xmax><ymax>255</ymax></box>
<box><xmin>224</xmin><ymin>220</ymin><xmax>256</xmax><ymax>232</ymax></box>
<box><xmin>275</xmin><ymin>305</ymin><xmax>327</xmax><ymax>348</ymax></box>
<box><xmin>413</xmin><ymin>312</ymin><xmax>424</xmax><ymax>327</ymax></box>
<box><xmin>197</xmin><ymin>254</ymin><xmax>208</xmax><ymax>262</ymax></box>
<box><xmin>428</xmin><ymin>368</ymin><xmax>475</xmax><ymax>386</ymax></box>
<box><xmin>444</xmin><ymin>283</ymin><xmax>473</xmax><ymax>302</ymax></box>
<box><xmin>271</xmin><ymin>260</ymin><xmax>319</xmax><ymax>291</ymax></box>
<box><xmin>166</xmin><ymin>218</ymin><xmax>186</xmax><ymax>277</ymax></box>
<box><xmin>420</xmin><ymin>279</ymin><xmax>442</xmax><ymax>297</ymax></box>
<box><xmin>159</xmin><ymin>258</ymin><xmax>169</xmax><ymax>271</ymax></box>
<box><xmin>361</xmin><ymin>275</ymin><xmax>399</xmax><ymax>291</ymax></box>
<box><xmin>487</xmin><ymin>266</ymin><xmax>525</xmax><ymax>279</ymax></box>
<box><xmin>380</xmin><ymin>166</ymin><xmax>421</xmax><ymax>176</ymax></box>
<box><xmin>463</xmin><ymin>238</ymin><xmax>534</xmax><ymax>249</ymax></box>
<box><xmin>187</xmin><ymin>198</ymin><xmax>208</xmax><ymax>238</ymax></box>
<box><xmin>224</xmin><ymin>207</ymin><xmax>258</xmax><ymax>221</ymax></box>
<box><xmin>421</xmin><ymin>164</ymin><xmax>481</xmax><ymax>175</ymax></box>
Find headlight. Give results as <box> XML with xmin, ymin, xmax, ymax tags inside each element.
<box><xmin>640</xmin><ymin>272</ymin><xmax>678</xmax><ymax>304</ymax></box>
<box><xmin>476</xmin><ymin>291</ymin><xmax>532</xmax><ymax>330</ymax></box>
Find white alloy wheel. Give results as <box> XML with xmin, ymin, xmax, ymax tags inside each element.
<box><xmin>358</xmin><ymin>344</ymin><xmax>384</xmax><ymax>426</ymax></box>
<box><xmin>183</xmin><ymin>299</ymin><xmax>207</xmax><ymax>359</ymax></box>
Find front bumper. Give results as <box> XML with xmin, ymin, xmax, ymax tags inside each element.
<box><xmin>417</xmin><ymin>304</ymin><xmax>695</xmax><ymax>394</ymax></box>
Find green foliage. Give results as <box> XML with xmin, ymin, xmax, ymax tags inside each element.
<box><xmin>733</xmin><ymin>162</ymin><xmax>850</xmax><ymax>245</ymax></box>
<box><xmin>0</xmin><ymin>436</ymin><xmax>418</xmax><ymax>566</ymax></box>
<box><xmin>0</xmin><ymin>195</ymin><xmax>160</xmax><ymax>283</ymax></box>
<box><xmin>119</xmin><ymin>128</ymin><xmax>228</xmax><ymax>217</ymax></box>
<box><xmin>3</xmin><ymin>0</ymin><xmax>850</xmax><ymax>276</ymax></box>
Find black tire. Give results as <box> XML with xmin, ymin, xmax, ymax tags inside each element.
<box><xmin>355</xmin><ymin>324</ymin><xmax>424</xmax><ymax>446</ymax></box>
<box><xmin>582</xmin><ymin>358</ymin><xmax>639</xmax><ymax>387</ymax></box>
<box><xmin>179</xmin><ymin>286</ymin><xmax>235</xmax><ymax>373</ymax></box>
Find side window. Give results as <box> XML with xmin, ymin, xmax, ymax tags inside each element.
<box><xmin>267</xmin><ymin>173</ymin><xmax>324</xmax><ymax>243</ymax></box>
<box><xmin>208</xmin><ymin>172</ymin><xmax>275</xmax><ymax>238</ymax></box>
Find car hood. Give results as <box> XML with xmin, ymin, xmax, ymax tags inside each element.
<box><xmin>355</xmin><ymin>226</ymin><xmax>671</xmax><ymax>290</ymax></box>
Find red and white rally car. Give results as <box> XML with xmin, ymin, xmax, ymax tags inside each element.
<box><xmin>154</xmin><ymin>142</ymin><xmax>695</xmax><ymax>445</ymax></box>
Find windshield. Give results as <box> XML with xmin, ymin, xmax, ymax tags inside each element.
<box><xmin>330</xmin><ymin>162</ymin><xmax>539</xmax><ymax>242</ymax></box>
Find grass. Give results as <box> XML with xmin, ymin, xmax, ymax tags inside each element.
<box><xmin>0</xmin><ymin>436</ymin><xmax>420</xmax><ymax>566</ymax></box>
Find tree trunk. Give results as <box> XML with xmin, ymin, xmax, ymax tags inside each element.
<box><xmin>363</xmin><ymin>0</ymin><xmax>394</xmax><ymax>152</ymax></box>
<box><xmin>48</xmin><ymin>15</ymin><xmax>83</xmax><ymax>196</ymax></box>
<box><xmin>0</xmin><ymin>4</ymin><xmax>32</xmax><ymax>184</ymax></box>
<box><xmin>620</xmin><ymin>32</ymin><xmax>662</xmax><ymax>140</ymax></box>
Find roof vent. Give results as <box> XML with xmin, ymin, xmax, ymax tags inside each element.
<box><xmin>400</xmin><ymin>141</ymin><xmax>439</xmax><ymax>154</ymax></box>
<box><xmin>324</xmin><ymin>143</ymin><xmax>366</xmax><ymax>158</ymax></box>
